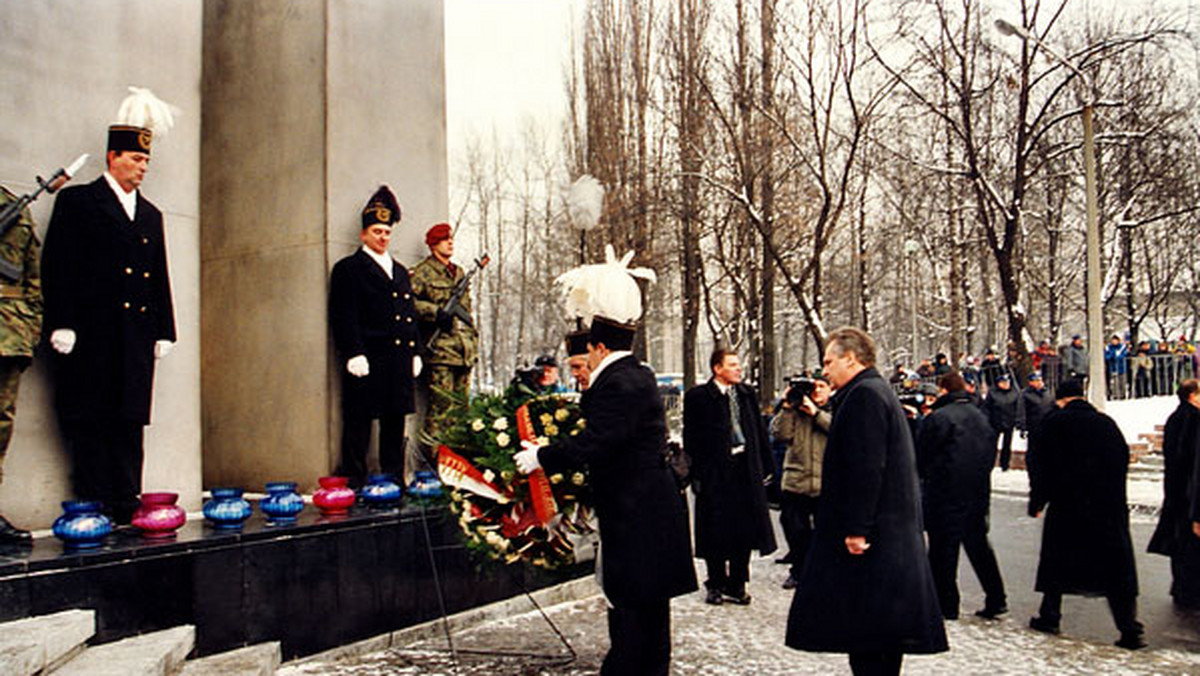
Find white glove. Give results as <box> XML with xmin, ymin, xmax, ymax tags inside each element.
<box><xmin>154</xmin><ymin>340</ymin><xmax>174</xmax><ymax>359</ymax></box>
<box><xmin>515</xmin><ymin>441</ymin><xmax>542</xmax><ymax>474</ymax></box>
<box><xmin>413</xmin><ymin>355</ymin><xmax>423</xmax><ymax>378</ymax></box>
<box><xmin>347</xmin><ymin>355</ymin><xmax>369</xmax><ymax>377</ymax></box>
<box><xmin>51</xmin><ymin>329</ymin><xmax>76</xmax><ymax>354</ymax></box>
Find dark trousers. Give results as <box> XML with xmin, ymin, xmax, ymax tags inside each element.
<box><xmin>602</xmin><ymin>600</ymin><xmax>670</xmax><ymax>676</ymax></box>
<box><xmin>996</xmin><ymin>427</ymin><xmax>1014</xmax><ymax>470</ymax></box>
<box><xmin>1038</xmin><ymin>591</ymin><xmax>1143</xmax><ymax>636</ymax></box>
<box><xmin>63</xmin><ymin>417</ymin><xmax>144</xmax><ymax>524</ymax></box>
<box><xmin>848</xmin><ymin>651</ymin><xmax>903</xmax><ymax>676</ymax></box>
<box><xmin>780</xmin><ymin>493</ymin><xmax>819</xmax><ymax>578</ymax></box>
<box><xmin>705</xmin><ymin>549</ymin><xmax>751</xmax><ymax>595</ymax></box>
<box><xmin>927</xmin><ymin>512</ymin><xmax>1006</xmax><ymax>618</ymax></box>
<box><xmin>339</xmin><ymin>408</ymin><xmax>407</xmax><ymax>487</ymax></box>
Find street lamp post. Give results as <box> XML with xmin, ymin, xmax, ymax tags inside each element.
<box><xmin>995</xmin><ymin>18</ymin><xmax>1106</xmax><ymax>410</ymax></box>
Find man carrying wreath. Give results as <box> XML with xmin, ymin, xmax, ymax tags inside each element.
<box><xmin>514</xmin><ymin>247</ymin><xmax>696</xmax><ymax>675</ymax></box>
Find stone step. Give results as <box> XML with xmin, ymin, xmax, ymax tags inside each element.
<box><xmin>0</xmin><ymin>609</ymin><xmax>95</xmax><ymax>676</ymax></box>
<box><xmin>178</xmin><ymin>642</ymin><xmax>281</xmax><ymax>676</ymax></box>
<box><xmin>51</xmin><ymin>625</ymin><xmax>194</xmax><ymax>676</ymax></box>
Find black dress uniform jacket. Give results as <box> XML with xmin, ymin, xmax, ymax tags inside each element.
<box><xmin>42</xmin><ymin>178</ymin><xmax>175</xmax><ymax>424</ymax></box>
<box><xmin>329</xmin><ymin>249</ymin><xmax>420</xmax><ymax>416</ymax></box>
<box><xmin>916</xmin><ymin>390</ymin><xmax>996</xmax><ymax>531</ymax></box>
<box><xmin>538</xmin><ymin>355</ymin><xmax>698</xmax><ymax>606</ymax></box>
<box><xmin>1028</xmin><ymin>399</ymin><xmax>1138</xmax><ymax>597</ymax></box>
<box><xmin>684</xmin><ymin>379</ymin><xmax>777</xmax><ymax>558</ymax></box>
<box><xmin>786</xmin><ymin>367</ymin><xmax>947</xmax><ymax>655</ymax></box>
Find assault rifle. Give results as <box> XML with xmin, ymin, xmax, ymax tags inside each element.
<box><xmin>0</xmin><ymin>154</ymin><xmax>88</xmax><ymax>283</ymax></box>
<box><xmin>426</xmin><ymin>253</ymin><xmax>490</xmax><ymax>348</ymax></box>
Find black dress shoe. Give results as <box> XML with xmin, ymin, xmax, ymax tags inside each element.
<box><xmin>704</xmin><ymin>589</ymin><xmax>724</xmax><ymax>605</ymax></box>
<box><xmin>975</xmin><ymin>604</ymin><xmax>1008</xmax><ymax>620</ymax></box>
<box><xmin>0</xmin><ymin>515</ymin><xmax>31</xmax><ymax>544</ymax></box>
<box><xmin>724</xmin><ymin>590</ymin><xmax>752</xmax><ymax>605</ymax></box>
<box><xmin>1115</xmin><ymin>633</ymin><xmax>1147</xmax><ymax>650</ymax></box>
<box><xmin>1029</xmin><ymin>616</ymin><xmax>1060</xmax><ymax>635</ymax></box>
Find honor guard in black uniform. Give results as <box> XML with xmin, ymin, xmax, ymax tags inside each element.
<box><xmin>42</xmin><ymin>90</ymin><xmax>177</xmax><ymax>524</ymax></box>
<box><xmin>329</xmin><ymin>186</ymin><xmax>421</xmax><ymax>488</ymax></box>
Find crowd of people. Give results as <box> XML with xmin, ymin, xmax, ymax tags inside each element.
<box><xmin>890</xmin><ymin>333</ymin><xmax>1200</xmax><ymax>402</ymax></box>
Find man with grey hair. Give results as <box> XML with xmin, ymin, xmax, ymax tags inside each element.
<box><xmin>786</xmin><ymin>327</ymin><xmax>946</xmax><ymax>675</ymax></box>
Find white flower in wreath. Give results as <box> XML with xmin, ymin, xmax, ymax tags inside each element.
<box><xmin>471</xmin><ymin>419</ymin><xmax>485</xmax><ymax>432</ymax></box>
<box><xmin>539</xmin><ymin>412</ymin><xmax>554</xmax><ymax>426</ymax></box>
<box><xmin>555</xmin><ymin>407</ymin><xmax>570</xmax><ymax>422</ymax></box>
<box><xmin>576</xmin><ymin>418</ymin><xmax>586</xmax><ymax>429</ymax></box>
<box><xmin>544</xmin><ymin>424</ymin><xmax>559</xmax><ymax>437</ymax></box>
<box><xmin>536</xmin><ymin>436</ymin><xmax>550</xmax><ymax>447</ymax></box>
<box><xmin>496</xmin><ymin>432</ymin><xmax>511</xmax><ymax>448</ymax></box>
<box><xmin>493</xmin><ymin>417</ymin><xmax>509</xmax><ymax>431</ymax></box>
<box><xmin>482</xmin><ymin>469</ymin><xmax>495</xmax><ymax>483</ymax></box>
<box><xmin>571</xmin><ymin>472</ymin><xmax>585</xmax><ymax>486</ymax></box>
<box><xmin>501</xmin><ymin>469</ymin><xmax>515</xmax><ymax>483</ymax></box>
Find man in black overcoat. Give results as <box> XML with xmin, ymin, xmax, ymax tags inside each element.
<box><xmin>684</xmin><ymin>347</ymin><xmax>776</xmax><ymax>605</ymax></box>
<box><xmin>786</xmin><ymin>327</ymin><xmax>946</xmax><ymax>676</ymax></box>
<box><xmin>42</xmin><ymin>122</ymin><xmax>176</xmax><ymax>524</ymax></box>
<box><xmin>329</xmin><ymin>186</ymin><xmax>421</xmax><ymax>488</ymax></box>
<box><xmin>515</xmin><ymin>316</ymin><xmax>697</xmax><ymax>675</ymax></box>
<box><xmin>983</xmin><ymin>373</ymin><xmax>1019</xmax><ymax>470</ymax></box>
<box><xmin>1148</xmin><ymin>378</ymin><xmax>1200</xmax><ymax>608</ymax></box>
<box><xmin>1027</xmin><ymin>378</ymin><xmax>1144</xmax><ymax>649</ymax></box>
<box><xmin>916</xmin><ymin>372</ymin><xmax>1007</xmax><ymax>621</ymax></box>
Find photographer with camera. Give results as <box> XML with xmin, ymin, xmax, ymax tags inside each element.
<box><xmin>770</xmin><ymin>374</ymin><xmax>831</xmax><ymax>590</ymax></box>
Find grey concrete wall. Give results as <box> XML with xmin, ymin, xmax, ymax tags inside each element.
<box><xmin>202</xmin><ymin>0</ymin><xmax>447</xmax><ymax>493</ymax></box>
<box><xmin>0</xmin><ymin>0</ymin><xmax>204</xmax><ymax>527</ymax></box>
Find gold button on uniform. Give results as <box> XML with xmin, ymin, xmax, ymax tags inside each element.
<box><xmin>139</xmin><ymin>306</ymin><xmax>146</xmax><ymax>313</ymax></box>
<box><xmin>144</xmin><ymin>272</ymin><xmax>150</xmax><ymax>279</ymax></box>
<box><xmin>408</xmin><ymin>341</ymin><xmax>416</xmax><ymax>347</ymax></box>
<box><xmin>392</xmin><ymin>292</ymin><xmax>398</xmax><ymax>298</ymax></box>
<box><xmin>395</xmin><ymin>339</ymin><xmax>401</xmax><ymax>346</ymax></box>
<box><xmin>395</xmin><ymin>314</ymin><xmax>401</xmax><ymax>321</ymax></box>
<box><xmin>406</xmin><ymin>317</ymin><xmax>413</xmax><ymax>323</ymax></box>
<box><xmin>123</xmin><ymin>302</ymin><xmax>131</xmax><ymax>309</ymax></box>
<box><xmin>124</xmin><ymin>267</ymin><xmax>132</xmax><ymax>275</ymax></box>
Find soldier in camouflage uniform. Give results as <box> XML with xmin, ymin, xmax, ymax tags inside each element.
<box><xmin>410</xmin><ymin>224</ymin><xmax>477</xmax><ymax>458</ymax></box>
<box><xmin>0</xmin><ymin>187</ymin><xmax>43</xmax><ymax>543</ymax></box>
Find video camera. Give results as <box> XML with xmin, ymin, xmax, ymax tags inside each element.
<box><xmin>897</xmin><ymin>393</ymin><xmax>925</xmax><ymax>409</ymax></box>
<box><xmin>785</xmin><ymin>376</ymin><xmax>818</xmax><ymax>407</ymax></box>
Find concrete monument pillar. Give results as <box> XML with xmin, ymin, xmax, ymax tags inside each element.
<box><xmin>200</xmin><ymin>0</ymin><xmax>448</xmax><ymax>492</ymax></box>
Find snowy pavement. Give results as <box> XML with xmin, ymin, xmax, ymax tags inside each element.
<box><xmin>281</xmin><ymin>539</ymin><xmax>1200</xmax><ymax>675</ymax></box>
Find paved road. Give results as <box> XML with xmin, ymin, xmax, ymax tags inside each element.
<box><xmin>283</xmin><ymin>491</ymin><xmax>1200</xmax><ymax>675</ymax></box>
<box><xmin>962</xmin><ymin>494</ymin><xmax>1200</xmax><ymax>651</ymax></box>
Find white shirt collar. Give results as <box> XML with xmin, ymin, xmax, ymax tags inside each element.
<box><xmin>588</xmin><ymin>350</ymin><xmax>632</xmax><ymax>385</ymax></box>
<box><xmin>103</xmin><ymin>172</ymin><xmax>137</xmax><ymax>221</ymax></box>
<box><xmin>714</xmin><ymin>379</ymin><xmax>731</xmax><ymax>395</ymax></box>
<box><xmin>361</xmin><ymin>245</ymin><xmax>394</xmax><ymax>279</ymax></box>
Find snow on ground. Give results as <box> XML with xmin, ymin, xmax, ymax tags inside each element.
<box><xmin>1106</xmin><ymin>396</ymin><xmax>1178</xmax><ymax>445</ymax></box>
<box><xmin>282</xmin><ymin>554</ymin><xmax>1200</xmax><ymax>676</ymax></box>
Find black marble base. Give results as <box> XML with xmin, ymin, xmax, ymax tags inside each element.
<box><xmin>0</xmin><ymin>503</ymin><xmax>591</xmax><ymax>660</ymax></box>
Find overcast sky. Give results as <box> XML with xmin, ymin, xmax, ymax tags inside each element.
<box><xmin>444</xmin><ymin>0</ymin><xmax>583</xmax><ymax>161</ymax></box>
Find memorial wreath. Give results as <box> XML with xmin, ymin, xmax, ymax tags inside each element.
<box><xmin>434</xmin><ymin>385</ymin><xmax>596</xmax><ymax>570</ymax></box>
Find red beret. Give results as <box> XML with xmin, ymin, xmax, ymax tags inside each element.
<box><xmin>425</xmin><ymin>223</ymin><xmax>452</xmax><ymax>247</ymax></box>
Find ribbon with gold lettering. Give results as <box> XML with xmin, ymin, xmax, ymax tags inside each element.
<box><xmin>515</xmin><ymin>404</ymin><xmax>558</xmax><ymax>524</ymax></box>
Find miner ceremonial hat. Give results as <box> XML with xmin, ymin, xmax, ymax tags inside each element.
<box><xmin>108</xmin><ymin>87</ymin><xmax>176</xmax><ymax>155</ymax></box>
<box><xmin>425</xmin><ymin>223</ymin><xmax>452</xmax><ymax>247</ymax></box>
<box><xmin>553</xmin><ymin>245</ymin><xmax>656</xmax><ymax>353</ymax></box>
<box><xmin>362</xmin><ymin>185</ymin><xmax>401</xmax><ymax>229</ymax></box>
<box><xmin>564</xmin><ymin>329</ymin><xmax>589</xmax><ymax>357</ymax></box>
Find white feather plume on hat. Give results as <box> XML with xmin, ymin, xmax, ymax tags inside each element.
<box><xmin>555</xmin><ymin>245</ymin><xmax>656</xmax><ymax>325</ymax></box>
<box><xmin>565</xmin><ymin>175</ymin><xmax>605</xmax><ymax>230</ymax></box>
<box><xmin>115</xmin><ymin>87</ymin><xmax>178</xmax><ymax>137</ymax></box>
